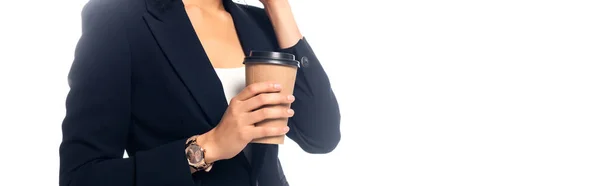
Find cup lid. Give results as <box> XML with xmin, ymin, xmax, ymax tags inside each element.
<box><xmin>243</xmin><ymin>51</ymin><xmax>300</xmax><ymax>68</ymax></box>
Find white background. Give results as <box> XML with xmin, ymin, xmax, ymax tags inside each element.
<box><xmin>1</xmin><ymin>0</ymin><xmax>599</xmax><ymax>185</ymax></box>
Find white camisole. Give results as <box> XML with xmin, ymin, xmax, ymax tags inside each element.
<box><xmin>213</xmin><ymin>67</ymin><xmax>253</xmax><ymax>163</ymax></box>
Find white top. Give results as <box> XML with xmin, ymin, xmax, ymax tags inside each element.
<box><xmin>215</xmin><ymin>67</ymin><xmax>246</xmax><ymax>103</ymax></box>
<box><xmin>214</xmin><ymin>67</ymin><xmax>253</xmax><ymax>163</ymax></box>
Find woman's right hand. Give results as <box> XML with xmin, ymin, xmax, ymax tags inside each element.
<box><xmin>195</xmin><ymin>82</ymin><xmax>296</xmax><ymax>163</ymax></box>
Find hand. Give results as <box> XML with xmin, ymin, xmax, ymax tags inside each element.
<box><xmin>195</xmin><ymin>82</ymin><xmax>295</xmax><ymax>163</ymax></box>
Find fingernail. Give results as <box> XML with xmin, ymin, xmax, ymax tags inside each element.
<box><xmin>283</xmin><ymin>127</ymin><xmax>290</xmax><ymax>132</ymax></box>
<box><xmin>287</xmin><ymin>109</ymin><xmax>294</xmax><ymax>115</ymax></box>
<box><xmin>274</xmin><ymin>84</ymin><xmax>281</xmax><ymax>90</ymax></box>
<box><xmin>287</xmin><ymin>95</ymin><xmax>295</xmax><ymax>101</ymax></box>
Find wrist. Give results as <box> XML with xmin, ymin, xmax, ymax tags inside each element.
<box><xmin>194</xmin><ymin>131</ymin><xmax>220</xmax><ymax>164</ymax></box>
<box><xmin>263</xmin><ymin>1</ymin><xmax>302</xmax><ymax>49</ymax></box>
<box><xmin>263</xmin><ymin>0</ymin><xmax>290</xmax><ymax>11</ymax></box>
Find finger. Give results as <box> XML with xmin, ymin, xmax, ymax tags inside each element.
<box><xmin>251</xmin><ymin>126</ymin><xmax>290</xmax><ymax>139</ymax></box>
<box><xmin>246</xmin><ymin>106</ymin><xmax>294</xmax><ymax>124</ymax></box>
<box><xmin>235</xmin><ymin>82</ymin><xmax>282</xmax><ymax>101</ymax></box>
<box><xmin>242</xmin><ymin>93</ymin><xmax>294</xmax><ymax>112</ymax></box>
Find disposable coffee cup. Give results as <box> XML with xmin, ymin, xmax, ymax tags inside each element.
<box><xmin>243</xmin><ymin>51</ymin><xmax>300</xmax><ymax>144</ymax></box>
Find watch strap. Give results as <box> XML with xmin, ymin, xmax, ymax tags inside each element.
<box><xmin>185</xmin><ymin>135</ymin><xmax>214</xmax><ymax>172</ymax></box>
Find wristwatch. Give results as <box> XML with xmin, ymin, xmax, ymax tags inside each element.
<box><xmin>185</xmin><ymin>135</ymin><xmax>214</xmax><ymax>172</ymax></box>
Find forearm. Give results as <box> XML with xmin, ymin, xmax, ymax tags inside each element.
<box><xmin>288</xmin><ymin>89</ymin><xmax>341</xmax><ymax>154</ymax></box>
<box><xmin>61</xmin><ymin>137</ymin><xmax>196</xmax><ymax>186</ymax></box>
<box><xmin>278</xmin><ymin>39</ymin><xmax>341</xmax><ymax>153</ymax></box>
<box><xmin>263</xmin><ymin>0</ymin><xmax>303</xmax><ymax>49</ymax></box>
<box><xmin>259</xmin><ymin>0</ymin><xmax>341</xmax><ymax>153</ymax></box>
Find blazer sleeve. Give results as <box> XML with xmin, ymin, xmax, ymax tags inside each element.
<box><xmin>59</xmin><ymin>1</ymin><xmax>195</xmax><ymax>186</ymax></box>
<box><xmin>279</xmin><ymin>38</ymin><xmax>342</xmax><ymax>154</ymax></box>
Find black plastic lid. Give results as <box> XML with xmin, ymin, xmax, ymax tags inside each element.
<box><xmin>243</xmin><ymin>51</ymin><xmax>300</xmax><ymax>68</ymax></box>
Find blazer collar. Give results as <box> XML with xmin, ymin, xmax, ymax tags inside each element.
<box><xmin>145</xmin><ymin>0</ymin><xmax>275</xmax><ymax>51</ymax></box>
<box><xmin>143</xmin><ymin>0</ymin><xmax>275</xmax><ymax>177</ymax></box>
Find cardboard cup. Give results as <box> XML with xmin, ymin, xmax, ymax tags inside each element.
<box><xmin>243</xmin><ymin>51</ymin><xmax>300</xmax><ymax>144</ymax></box>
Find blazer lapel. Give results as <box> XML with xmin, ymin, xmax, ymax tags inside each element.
<box><xmin>143</xmin><ymin>0</ymin><xmax>228</xmax><ymax>127</ymax></box>
<box><xmin>144</xmin><ymin>0</ymin><xmax>277</xmax><ymax>178</ymax></box>
<box><xmin>224</xmin><ymin>1</ymin><xmax>275</xmax><ymax>54</ymax></box>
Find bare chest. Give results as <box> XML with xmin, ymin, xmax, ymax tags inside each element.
<box><xmin>185</xmin><ymin>7</ymin><xmax>245</xmax><ymax>68</ymax></box>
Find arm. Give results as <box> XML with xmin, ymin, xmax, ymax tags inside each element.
<box><xmin>284</xmin><ymin>38</ymin><xmax>341</xmax><ymax>154</ymax></box>
<box><xmin>261</xmin><ymin>0</ymin><xmax>302</xmax><ymax>48</ymax></box>
<box><xmin>258</xmin><ymin>1</ymin><xmax>342</xmax><ymax>153</ymax></box>
<box><xmin>59</xmin><ymin>1</ymin><xmax>196</xmax><ymax>186</ymax></box>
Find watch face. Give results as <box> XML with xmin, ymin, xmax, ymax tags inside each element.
<box><xmin>186</xmin><ymin>144</ymin><xmax>204</xmax><ymax>164</ymax></box>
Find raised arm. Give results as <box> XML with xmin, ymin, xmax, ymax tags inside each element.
<box><xmin>251</xmin><ymin>0</ymin><xmax>342</xmax><ymax>153</ymax></box>
<box><xmin>59</xmin><ymin>1</ymin><xmax>195</xmax><ymax>186</ymax></box>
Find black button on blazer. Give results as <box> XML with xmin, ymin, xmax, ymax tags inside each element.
<box><xmin>59</xmin><ymin>0</ymin><xmax>341</xmax><ymax>186</ymax></box>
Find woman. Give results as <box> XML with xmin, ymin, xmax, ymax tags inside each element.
<box><xmin>58</xmin><ymin>0</ymin><xmax>340</xmax><ymax>186</ymax></box>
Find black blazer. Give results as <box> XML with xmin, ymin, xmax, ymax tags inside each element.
<box><xmin>58</xmin><ymin>0</ymin><xmax>341</xmax><ymax>186</ymax></box>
